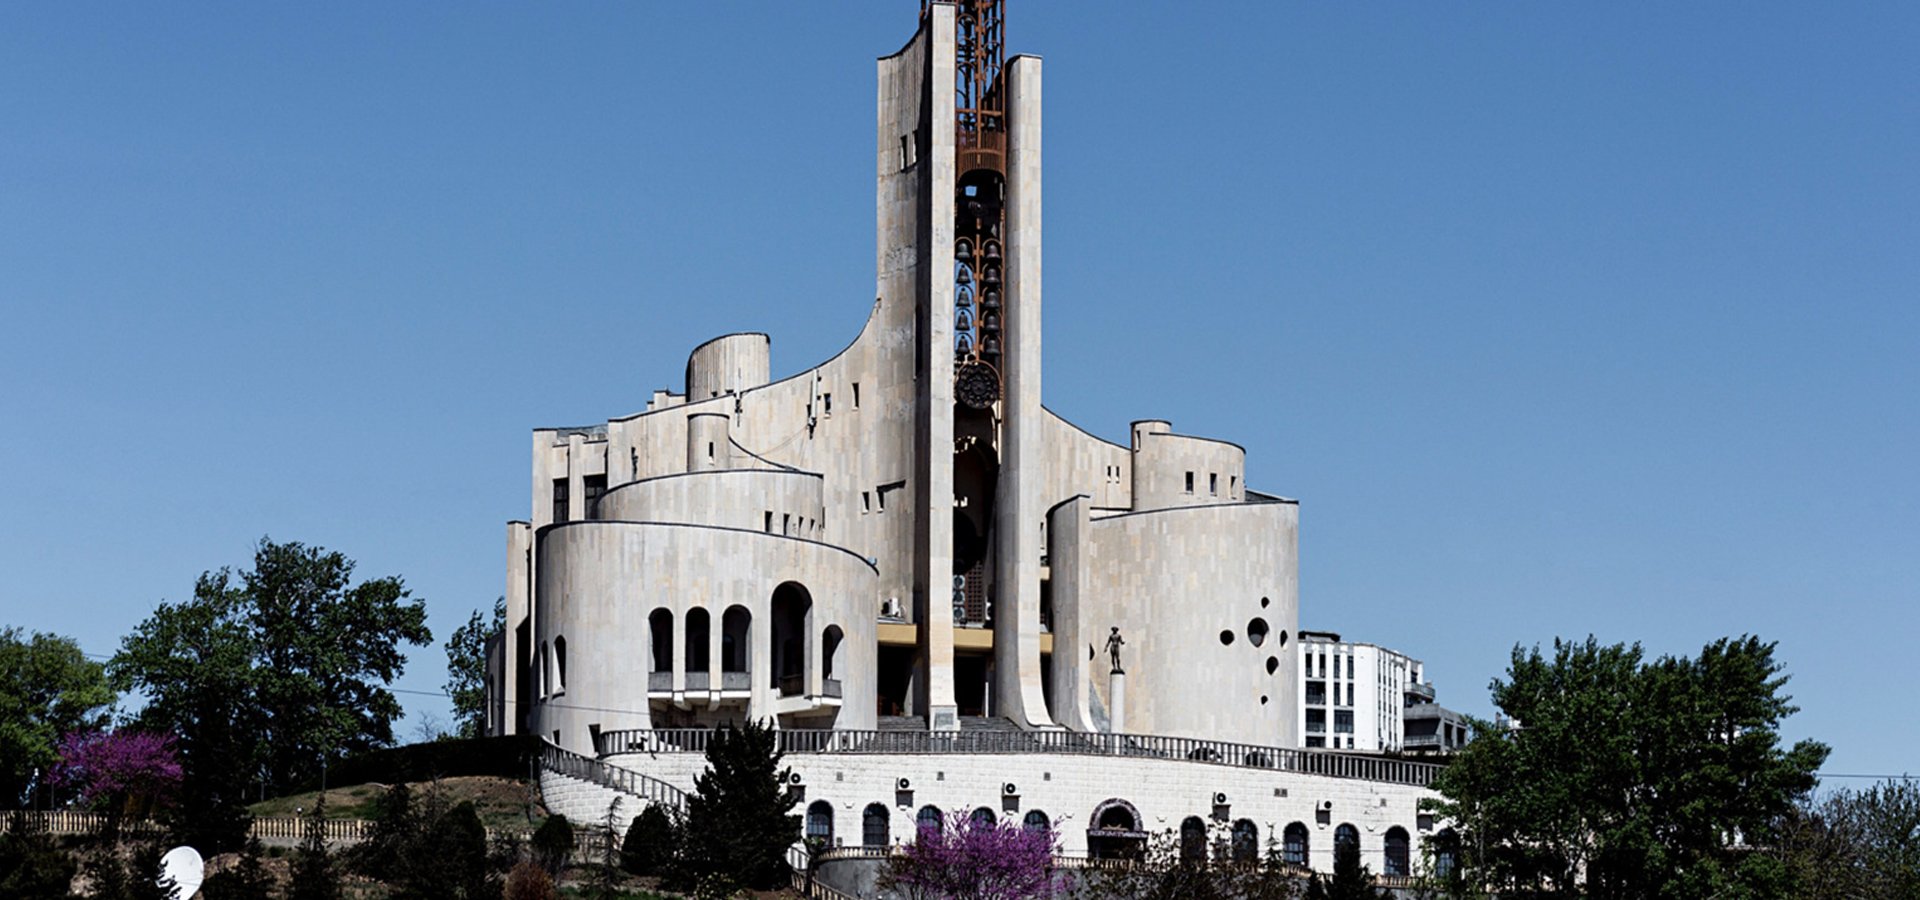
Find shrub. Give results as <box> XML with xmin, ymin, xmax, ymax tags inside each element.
<box><xmin>0</xmin><ymin>829</ymin><xmax>76</xmax><ymax>900</ymax></box>
<box><xmin>531</xmin><ymin>814</ymin><xmax>575</xmax><ymax>878</ymax></box>
<box><xmin>620</xmin><ymin>804</ymin><xmax>678</xmax><ymax>876</ymax></box>
<box><xmin>199</xmin><ymin>836</ymin><xmax>274</xmax><ymax>900</ymax></box>
<box><xmin>503</xmin><ymin>859</ymin><xmax>557</xmax><ymax>900</ymax></box>
<box><xmin>665</xmin><ymin>720</ymin><xmax>798</xmax><ymax>893</ymax></box>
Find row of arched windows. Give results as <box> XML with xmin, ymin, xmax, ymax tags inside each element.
<box><xmin>1176</xmin><ymin>819</ymin><xmax>1415</xmax><ymax>875</ymax></box>
<box><xmin>643</xmin><ymin>584</ymin><xmax>843</xmax><ymax>692</ymax></box>
<box><xmin>803</xmin><ymin>802</ymin><xmax>1052</xmax><ymax>848</ymax></box>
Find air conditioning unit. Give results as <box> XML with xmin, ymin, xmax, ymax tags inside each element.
<box><xmin>896</xmin><ymin>777</ymin><xmax>912</xmax><ymax>791</ymax></box>
<box><xmin>1213</xmin><ymin>792</ymin><xmax>1229</xmax><ymax>806</ymax></box>
<box><xmin>1002</xmin><ymin>782</ymin><xmax>1019</xmax><ymax>797</ymax></box>
<box><xmin>881</xmin><ymin>597</ymin><xmax>903</xmax><ymax>618</ymax></box>
<box><xmin>1318</xmin><ymin>800</ymin><xmax>1334</xmax><ymax>812</ymax></box>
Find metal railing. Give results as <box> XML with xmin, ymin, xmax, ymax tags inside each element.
<box><xmin>594</xmin><ymin>728</ymin><xmax>1441</xmax><ymax>788</ymax></box>
<box><xmin>0</xmin><ymin>810</ymin><xmax>529</xmax><ymax>845</ymax></box>
<box><xmin>540</xmin><ymin>739</ymin><xmax>688</xmax><ymax>810</ymax></box>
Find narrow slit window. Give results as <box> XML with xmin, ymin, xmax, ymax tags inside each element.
<box><xmin>862</xmin><ymin>491</ymin><xmax>872</xmax><ymax>514</ymax></box>
<box><xmin>1184</xmin><ymin>472</ymin><xmax>1195</xmax><ymax>494</ymax></box>
<box><xmin>851</xmin><ymin>383</ymin><xmax>861</xmax><ymax>409</ymax></box>
<box><xmin>1209</xmin><ymin>473</ymin><xmax>1219</xmax><ymax>495</ymax></box>
<box><xmin>765</xmin><ymin>511</ymin><xmax>774</xmax><ymax>532</ymax></box>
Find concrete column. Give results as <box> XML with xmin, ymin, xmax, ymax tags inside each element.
<box><xmin>1108</xmin><ymin>670</ymin><xmax>1127</xmax><ymax>734</ymax></box>
<box><xmin>503</xmin><ymin>521</ymin><xmax>531</xmax><ymax>735</ymax></box>
<box><xmin>1044</xmin><ymin>496</ymin><xmax>1096</xmax><ymax>732</ymax></box>
<box><xmin>992</xmin><ymin>54</ymin><xmax>1053</xmax><ymax>729</ymax></box>
<box><xmin>912</xmin><ymin>4</ymin><xmax>960</xmax><ymax>732</ymax></box>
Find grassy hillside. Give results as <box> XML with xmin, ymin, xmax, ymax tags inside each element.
<box><xmin>248</xmin><ymin>775</ymin><xmax>544</xmax><ymax>832</ymax></box>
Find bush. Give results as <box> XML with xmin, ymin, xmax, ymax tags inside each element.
<box><xmin>531</xmin><ymin>814</ymin><xmax>575</xmax><ymax>878</ymax></box>
<box><xmin>200</xmin><ymin>836</ymin><xmax>274</xmax><ymax>900</ymax></box>
<box><xmin>351</xmin><ymin>783</ymin><xmax>415</xmax><ymax>882</ymax></box>
<box><xmin>0</xmin><ymin>829</ymin><xmax>76</xmax><ymax>900</ymax></box>
<box><xmin>503</xmin><ymin>859</ymin><xmax>557</xmax><ymax>900</ymax></box>
<box><xmin>620</xmin><ymin>804</ymin><xmax>678</xmax><ymax>876</ymax></box>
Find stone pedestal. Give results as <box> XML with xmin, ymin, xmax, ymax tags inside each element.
<box><xmin>1108</xmin><ymin>669</ymin><xmax>1126</xmax><ymax>734</ymax></box>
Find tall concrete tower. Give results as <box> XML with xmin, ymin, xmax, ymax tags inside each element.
<box><xmin>880</xmin><ymin>1</ymin><xmax>1049</xmax><ymax>730</ymax></box>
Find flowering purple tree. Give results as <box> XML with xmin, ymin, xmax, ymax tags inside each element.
<box><xmin>53</xmin><ymin>729</ymin><xmax>183</xmax><ymax>817</ymax></box>
<box><xmin>881</xmin><ymin>810</ymin><xmax>1062</xmax><ymax>900</ymax></box>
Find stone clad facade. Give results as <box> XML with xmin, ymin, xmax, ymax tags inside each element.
<box><xmin>491</xmin><ymin>3</ymin><xmax>1446</xmax><ymax>876</ymax></box>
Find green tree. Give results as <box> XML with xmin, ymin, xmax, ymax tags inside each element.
<box><xmin>444</xmin><ymin>597</ymin><xmax>505</xmax><ymax>740</ymax></box>
<box><xmin>289</xmin><ymin>797</ymin><xmax>341</xmax><ymax>900</ymax></box>
<box><xmin>1775</xmin><ymin>778</ymin><xmax>1920</xmax><ymax>899</ymax></box>
<box><xmin>111</xmin><ymin>538</ymin><xmax>432</xmax><ymax>820</ymax></box>
<box><xmin>0</xmin><ymin>627</ymin><xmax>116</xmax><ymax>807</ymax></box>
<box><xmin>666</xmin><ymin>720</ymin><xmax>800</xmax><ymax>893</ymax></box>
<box><xmin>1428</xmin><ymin>635</ymin><xmax>1827</xmax><ymax>899</ymax></box>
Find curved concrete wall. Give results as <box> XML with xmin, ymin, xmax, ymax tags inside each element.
<box><xmin>1075</xmin><ymin>500</ymin><xmax>1299</xmax><ymax>746</ymax></box>
<box><xmin>529</xmin><ymin>520</ymin><xmax>879</xmax><ymax>753</ymax></box>
<box><xmin>597</xmin><ymin>469</ymin><xmax>827</xmax><ymax>538</ymax></box>
<box><xmin>1131</xmin><ymin>422</ymin><xmax>1247</xmax><ymax>512</ymax></box>
<box><xmin>686</xmin><ymin>412</ymin><xmax>732</xmax><ymax>472</ymax></box>
<box><xmin>685</xmin><ymin>333</ymin><xmax>771</xmax><ymax>401</ymax></box>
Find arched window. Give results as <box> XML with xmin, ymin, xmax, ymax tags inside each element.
<box><xmin>821</xmin><ymin>624</ymin><xmax>844</xmax><ymax>681</ymax></box>
<box><xmin>770</xmin><ymin>582</ymin><xmax>812</xmax><ymax>694</ymax></box>
<box><xmin>1433</xmin><ymin>828</ymin><xmax>1459</xmax><ymax>880</ymax></box>
<box><xmin>1178</xmin><ymin>816</ymin><xmax>1207</xmax><ymax>863</ymax></box>
<box><xmin>1334</xmin><ymin>823</ymin><xmax>1360</xmax><ymax>866</ymax></box>
<box><xmin>1283</xmin><ymin>822</ymin><xmax>1309</xmax><ymax>868</ymax></box>
<box><xmin>806</xmin><ymin>800</ymin><xmax>834</xmax><ymax>845</ymax></box>
<box><xmin>970</xmin><ymin>807</ymin><xmax>996</xmax><ymax>828</ymax></box>
<box><xmin>685</xmin><ymin>608</ymin><xmax>710</xmax><ymax>674</ymax></box>
<box><xmin>1023</xmin><ymin>810</ymin><xmax>1050</xmax><ymax>834</ymax></box>
<box><xmin>1384</xmin><ymin>826</ymin><xmax>1410</xmax><ymax>877</ymax></box>
<box><xmin>862</xmin><ymin>803</ymin><xmax>890</xmax><ymax>847</ymax></box>
<box><xmin>648</xmin><ymin>609</ymin><xmax>673</xmax><ymax>673</ymax></box>
<box><xmin>1231</xmin><ymin>819</ymin><xmax>1259</xmax><ymax>864</ymax></box>
<box><xmin>916</xmin><ymin>805</ymin><xmax>944</xmax><ymax>836</ymax></box>
<box><xmin>721</xmin><ymin>605</ymin><xmax>751</xmax><ymax>673</ymax></box>
<box><xmin>552</xmin><ymin>636</ymin><xmax>567</xmax><ymax>692</ymax></box>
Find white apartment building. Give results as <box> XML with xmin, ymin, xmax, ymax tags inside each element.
<box><xmin>1296</xmin><ymin>632</ymin><xmax>1467</xmax><ymax>754</ymax></box>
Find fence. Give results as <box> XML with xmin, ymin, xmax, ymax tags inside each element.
<box><xmin>0</xmin><ymin>810</ymin><xmax>530</xmax><ymax>846</ymax></box>
<box><xmin>595</xmin><ymin>727</ymin><xmax>1442</xmax><ymax>788</ymax></box>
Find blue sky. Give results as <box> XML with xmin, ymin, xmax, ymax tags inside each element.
<box><xmin>3</xmin><ymin>3</ymin><xmax>1914</xmax><ymax>780</ymax></box>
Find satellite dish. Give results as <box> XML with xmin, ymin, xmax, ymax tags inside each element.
<box><xmin>158</xmin><ymin>846</ymin><xmax>204</xmax><ymax>900</ymax></box>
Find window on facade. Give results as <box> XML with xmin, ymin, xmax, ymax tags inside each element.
<box><xmin>1348</xmin><ymin>656</ymin><xmax>1355</xmax><ymax>679</ymax></box>
<box><xmin>1335</xmin><ymin>823</ymin><xmax>1360</xmax><ymax>859</ymax></box>
<box><xmin>851</xmin><ymin>382</ymin><xmax>860</xmax><ymax>409</ymax></box>
<box><xmin>1305</xmin><ymin>681</ymin><xmax>1326</xmax><ymax>706</ymax></box>
<box><xmin>553</xmin><ymin>636</ymin><xmax>567</xmax><ymax>693</ymax></box>
<box><xmin>1023</xmin><ymin>810</ymin><xmax>1050</xmax><ymax>833</ymax></box>
<box><xmin>806</xmin><ymin>801</ymin><xmax>834</xmax><ymax>845</ymax></box>
<box><xmin>970</xmin><ymin>807</ymin><xmax>996</xmax><ymax>828</ymax></box>
<box><xmin>1179</xmin><ymin>816</ymin><xmax>1207</xmax><ymax>863</ymax></box>
<box><xmin>648</xmin><ymin>609</ymin><xmax>673</xmax><ymax>673</ymax></box>
<box><xmin>1232</xmin><ymin>819</ymin><xmax>1259</xmax><ymax>864</ymax></box>
<box><xmin>1334</xmin><ymin>710</ymin><xmax>1354</xmax><ymax>733</ymax></box>
<box><xmin>1284</xmin><ymin>822</ymin><xmax>1309</xmax><ymax>867</ymax></box>
<box><xmin>863</xmin><ymin>804</ymin><xmax>890</xmax><ymax>847</ymax></box>
<box><xmin>916</xmin><ymin>805</ymin><xmax>943</xmax><ymax>835</ymax></box>
<box><xmin>1306</xmin><ymin>709</ymin><xmax>1326</xmax><ymax>733</ymax></box>
<box><xmin>685</xmin><ymin>608</ymin><xmax>711</xmax><ymax>673</ymax></box>
<box><xmin>1384</xmin><ymin>826</ymin><xmax>1410</xmax><ymax>876</ymax></box>
<box><xmin>1184</xmin><ymin>471</ymin><xmax>1194</xmax><ymax>493</ymax></box>
<box><xmin>1306</xmin><ymin>736</ymin><xmax>1325</xmax><ymax>748</ymax></box>
<box><xmin>583</xmin><ymin>474</ymin><xmax>606</xmax><ymax>519</ymax></box>
<box><xmin>551</xmin><ymin>478</ymin><xmax>569</xmax><ymax>523</ymax></box>
<box><xmin>1209</xmin><ymin>473</ymin><xmax>1218</xmax><ymax>495</ymax></box>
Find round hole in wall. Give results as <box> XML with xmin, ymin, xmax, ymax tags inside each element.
<box><xmin>1278</xmin><ymin>630</ymin><xmax>1289</xmax><ymax>648</ymax></box>
<box><xmin>1219</xmin><ymin>630</ymin><xmax>1234</xmax><ymax>646</ymax></box>
<box><xmin>1247</xmin><ymin>618</ymin><xmax>1270</xmax><ymax>648</ymax></box>
<box><xmin>1260</xmin><ymin>695</ymin><xmax>1269</xmax><ymax>705</ymax></box>
<box><xmin>1260</xmin><ymin>596</ymin><xmax>1270</xmax><ymax>608</ymax></box>
<box><xmin>1266</xmin><ymin>656</ymin><xmax>1279</xmax><ymax>675</ymax></box>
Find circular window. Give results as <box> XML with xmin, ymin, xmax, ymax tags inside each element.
<box><xmin>1266</xmin><ymin>656</ymin><xmax>1279</xmax><ymax>675</ymax></box>
<box><xmin>1260</xmin><ymin>695</ymin><xmax>1269</xmax><ymax>705</ymax></box>
<box><xmin>1219</xmin><ymin>630</ymin><xmax>1234</xmax><ymax>646</ymax></box>
<box><xmin>1260</xmin><ymin>596</ymin><xmax>1270</xmax><ymax>608</ymax></box>
<box><xmin>1247</xmin><ymin>618</ymin><xmax>1270</xmax><ymax>647</ymax></box>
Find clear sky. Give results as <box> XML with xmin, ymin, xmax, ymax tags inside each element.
<box><xmin>3</xmin><ymin>3</ymin><xmax>1914</xmax><ymax>780</ymax></box>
